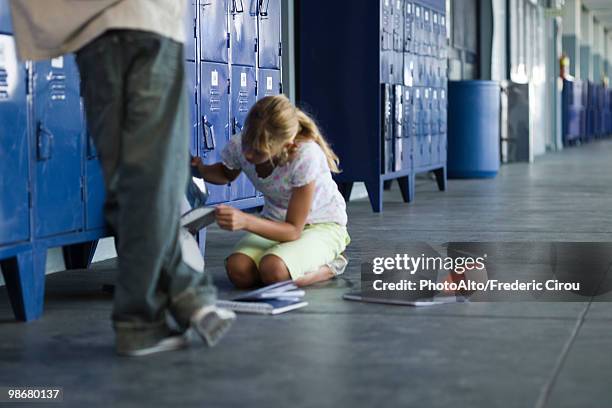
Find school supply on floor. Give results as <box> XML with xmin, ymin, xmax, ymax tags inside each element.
<box><xmin>217</xmin><ymin>281</ymin><xmax>308</xmax><ymax>315</ymax></box>
<box><xmin>342</xmin><ymin>292</ymin><xmax>467</xmax><ymax>307</ymax></box>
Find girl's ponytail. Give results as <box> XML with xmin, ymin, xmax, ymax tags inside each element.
<box><xmin>295</xmin><ymin>109</ymin><xmax>341</xmax><ymax>173</ymax></box>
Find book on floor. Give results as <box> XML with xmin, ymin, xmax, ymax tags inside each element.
<box><xmin>217</xmin><ymin>281</ymin><xmax>308</xmax><ymax>315</ymax></box>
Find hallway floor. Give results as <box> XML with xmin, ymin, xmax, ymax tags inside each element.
<box><xmin>1</xmin><ymin>140</ymin><xmax>612</xmax><ymax>408</ymax></box>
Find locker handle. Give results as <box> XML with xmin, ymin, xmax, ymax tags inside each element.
<box><xmin>202</xmin><ymin>117</ymin><xmax>216</xmax><ymax>151</ymax></box>
<box><xmin>233</xmin><ymin>118</ymin><xmax>243</xmax><ymax>135</ymax></box>
<box><xmin>231</xmin><ymin>0</ymin><xmax>244</xmax><ymax>13</ymax></box>
<box><xmin>36</xmin><ymin>122</ymin><xmax>53</xmax><ymax>161</ymax></box>
<box><xmin>258</xmin><ymin>0</ymin><xmax>270</xmax><ymax>17</ymax></box>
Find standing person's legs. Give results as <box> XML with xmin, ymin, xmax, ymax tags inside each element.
<box><xmin>76</xmin><ymin>30</ymin><xmax>228</xmax><ymax>353</ymax></box>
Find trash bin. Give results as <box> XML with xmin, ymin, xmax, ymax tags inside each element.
<box><xmin>447</xmin><ymin>80</ymin><xmax>501</xmax><ymax>178</ymax></box>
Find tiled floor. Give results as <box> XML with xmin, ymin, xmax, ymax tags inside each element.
<box><xmin>1</xmin><ymin>140</ymin><xmax>611</xmax><ymax>407</ymax></box>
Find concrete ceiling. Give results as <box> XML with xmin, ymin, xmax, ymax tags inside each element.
<box><xmin>582</xmin><ymin>0</ymin><xmax>612</xmax><ymax>31</ymax></box>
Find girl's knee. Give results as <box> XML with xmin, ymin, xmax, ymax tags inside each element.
<box><xmin>258</xmin><ymin>255</ymin><xmax>291</xmax><ymax>284</ymax></box>
<box><xmin>226</xmin><ymin>253</ymin><xmax>258</xmax><ymax>289</ymax></box>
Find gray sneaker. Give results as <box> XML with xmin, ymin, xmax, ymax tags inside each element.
<box><xmin>327</xmin><ymin>254</ymin><xmax>349</xmax><ymax>276</ymax></box>
<box><xmin>116</xmin><ymin>331</ymin><xmax>189</xmax><ymax>357</ymax></box>
<box><xmin>190</xmin><ymin>306</ymin><xmax>236</xmax><ymax>347</ymax></box>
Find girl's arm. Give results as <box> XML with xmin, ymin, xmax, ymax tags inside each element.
<box><xmin>216</xmin><ymin>181</ymin><xmax>315</xmax><ymax>242</ymax></box>
<box><xmin>191</xmin><ymin>157</ymin><xmax>241</xmax><ymax>185</ymax></box>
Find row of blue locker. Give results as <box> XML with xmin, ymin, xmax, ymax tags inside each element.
<box><xmin>184</xmin><ymin>0</ymin><xmax>281</xmax><ymax>69</ymax></box>
<box><xmin>382</xmin><ymin>0</ymin><xmax>447</xmax><ymax>59</ymax></box>
<box><xmin>382</xmin><ymin>84</ymin><xmax>447</xmax><ymax>173</ymax></box>
<box><xmin>562</xmin><ymin>79</ymin><xmax>612</xmax><ymax>145</ymax></box>
<box><xmin>382</xmin><ymin>51</ymin><xmax>448</xmax><ymax>88</ymax></box>
<box><xmin>563</xmin><ymin>79</ymin><xmax>612</xmax><ymax>111</ymax></box>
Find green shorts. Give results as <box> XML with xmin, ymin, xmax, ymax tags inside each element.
<box><xmin>232</xmin><ymin>223</ymin><xmax>351</xmax><ymax>280</ymax></box>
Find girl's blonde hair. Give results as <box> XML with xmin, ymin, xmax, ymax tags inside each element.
<box><xmin>242</xmin><ymin>95</ymin><xmax>340</xmax><ymax>173</ymax></box>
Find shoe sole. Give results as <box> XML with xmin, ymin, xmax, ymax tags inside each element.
<box><xmin>117</xmin><ymin>335</ymin><xmax>189</xmax><ymax>357</ymax></box>
<box><xmin>191</xmin><ymin>307</ymin><xmax>236</xmax><ymax>347</ymax></box>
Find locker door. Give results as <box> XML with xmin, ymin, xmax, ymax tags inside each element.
<box><xmin>414</xmin><ymin>4</ymin><xmax>423</xmax><ymax>55</ymax></box>
<box><xmin>381</xmin><ymin>84</ymin><xmax>394</xmax><ymax>173</ymax></box>
<box><xmin>393</xmin><ymin>84</ymin><xmax>403</xmax><ymax>171</ymax></box>
<box><xmin>403</xmin><ymin>53</ymin><xmax>415</xmax><ymax>87</ymax></box>
<box><xmin>422</xmin><ymin>88</ymin><xmax>432</xmax><ymax>167</ymax></box>
<box><xmin>0</xmin><ymin>0</ymin><xmax>11</xmax><ymax>34</ymax></box>
<box><xmin>404</xmin><ymin>2</ymin><xmax>414</xmax><ymax>53</ymax></box>
<box><xmin>439</xmin><ymin>14</ymin><xmax>447</xmax><ymax>60</ymax></box>
<box><xmin>381</xmin><ymin>0</ymin><xmax>393</xmax><ymax>52</ymax></box>
<box><xmin>439</xmin><ymin>87</ymin><xmax>447</xmax><ymax>136</ymax></box>
<box><xmin>185</xmin><ymin>1</ymin><xmax>197</xmax><ymax>62</ymax></box>
<box><xmin>186</xmin><ymin>61</ymin><xmax>199</xmax><ymax>157</ymax></box>
<box><xmin>230</xmin><ymin>65</ymin><xmax>257</xmax><ymax>200</ymax></box>
<box><xmin>0</xmin><ymin>35</ymin><xmax>29</xmax><ymax>246</ymax></box>
<box><xmin>33</xmin><ymin>55</ymin><xmax>84</xmax><ymax>238</ymax></box>
<box><xmin>200</xmin><ymin>0</ymin><xmax>229</xmax><ymax>63</ymax></box>
<box><xmin>402</xmin><ymin>87</ymin><xmax>413</xmax><ymax>171</ymax></box>
<box><xmin>200</xmin><ymin>62</ymin><xmax>230</xmax><ymax>204</ymax></box>
<box><xmin>413</xmin><ymin>88</ymin><xmax>424</xmax><ymax>168</ymax></box>
<box><xmin>432</xmin><ymin>11</ymin><xmax>439</xmax><ymax>60</ymax></box>
<box><xmin>393</xmin><ymin>0</ymin><xmax>404</xmax><ymax>52</ymax></box>
<box><xmin>423</xmin><ymin>8</ymin><xmax>432</xmax><ymax>57</ymax></box>
<box><xmin>230</xmin><ymin>0</ymin><xmax>258</xmax><ymax>67</ymax></box>
<box><xmin>257</xmin><ymin>68</ymin><xmax>281</xmax><ymax>100</ymax></box>
<box><xmin>258</xmin><ymin>0</ymin><xmax>281</xmax><ymax>69</ymax></box>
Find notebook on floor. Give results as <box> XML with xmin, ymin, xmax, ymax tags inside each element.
<box><xmin>217</xmin><ymin>281</ymin><xmax>308</xmax><ymax>315</ymax></box>
<box><xmin>342</xmin><ymin>292</ymin><xmax>468</xmax><ymax>307</ymax></box>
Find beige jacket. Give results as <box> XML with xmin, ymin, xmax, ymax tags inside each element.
<box><xmin>10</xmin><ymin>0</ymin><xmax>186</xmax><ymax>61</ymax></box>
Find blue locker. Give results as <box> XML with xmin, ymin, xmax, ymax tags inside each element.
<box><xmin>200</xmin><ymin>0</ymin><xmax>229</xmax><ymax>63</ymax></box>
<box><xmin>200</xmin><ymin>62</ymin><xmax>230</xmax><ymax>204</ymax></box>
<box><xmin>381</xmin><ymin>0</ymin><xmax>393</xmax><ymax>52</ymax></box>
<box><xmin>185</xmin><ymin>1</ymin><xmax>197</xmax><ymax>62</ymax></box>
<box><xmin>382</xmin><ymin>84</ymin><xmax>394</xmax><ymax>173</ymax></box>
<box><xmin>423</xmin><ymin>7</ymin><xmax>432</xmax><ymax>56</ymax></box>
<box><xmin>393</xmin><ymin>0</ymin><xmax>404</xmax><ymax>52</ymax></box>
<box><xmin>258</xmin><ymin>0</ymin><xmax>281</xmax><ymax>69</ymax></box>
<box><xmin>0</xmin><ymin>0</ymin><xmax>11</xmax><ymax>34</ymax></box>
<box><xmin>414</xmin><ymin>4</ymin><xmax>423</xmax><ymax>55</ymax></box>
<box><xmin>257</xmin><ymin>68</ymin><xmax>281</xmax><ymax>99</ymax></box>
<box><xmin>439</xmin><ymin>13</ymin><xmax>447</xmax><ymax>59</ymax></box>
<box><xmin>230</xmin><ymin>0</ymin><xmax>258</xmax><ymax>67</ymax></box>
<box><xmin>403</xmin><ymin>53</ymin><xmax>415</xmax><ymax>87</ymax></box>
<box><xmin>421</xmin><ymin>87</ymin><xmax>432</xmax><ymax>167</ymax></box>
<box><xmin>393</xmin><ymin>84</ymin><xmax>403</xmax><ymax>171</ymax></box>
<box><xmin>404</xmin><ymin>2</ymin><xmax>414</xmax><ymax>53</ymax></box>
<box><xmin>439</xmin><ymin>87</ymin><xmax>447</xmax><ymax>135</ymax></box>
<box><xmin>230</xmin><ymin>65</ymin><xmax>257</xmax><ymax>200</ymax></box>
<box><xmin>33</xmin><ymin>56</ymin><xmax>85</xmax><ymax>238</ymax></box>
<box><xmin>186</xmin><ymin>61</ymin><xmax>199</xmax><ymax>156</ymax></box>
<box><xmin>402</xmin><ymin>87</ymin><xmax>413</xmax><ymax>171</ymax></box>
<box><xmin>0</xmin><ymin>35</ymin><xmax>29</xmax><ymax>246</ymax></box>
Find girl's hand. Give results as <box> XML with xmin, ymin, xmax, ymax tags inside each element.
<box><xmin>215</xmin><ymin>205</ymin><xmax>249</xmax><ymax>231</ymax></box>
<box><xmin>191</xmin><ymin>156</ymin><xmax>206</xmax><ymax>178</ymax></box>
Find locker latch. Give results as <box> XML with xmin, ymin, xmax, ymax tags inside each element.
<box><xmin>201</xmin><ymin>117</ymin><xmax>216</xmax><ymax>152</ymax></box>
<box><xmin>36</xmin><ymin>122</ymin><xmax>54</xmax><ymax>161</ymax></box>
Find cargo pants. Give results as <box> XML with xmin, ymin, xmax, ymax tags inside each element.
<box><xmin>76</xmin><ymin>30</ymin><xmax>215</xmax><ymax>345</ymax></box>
